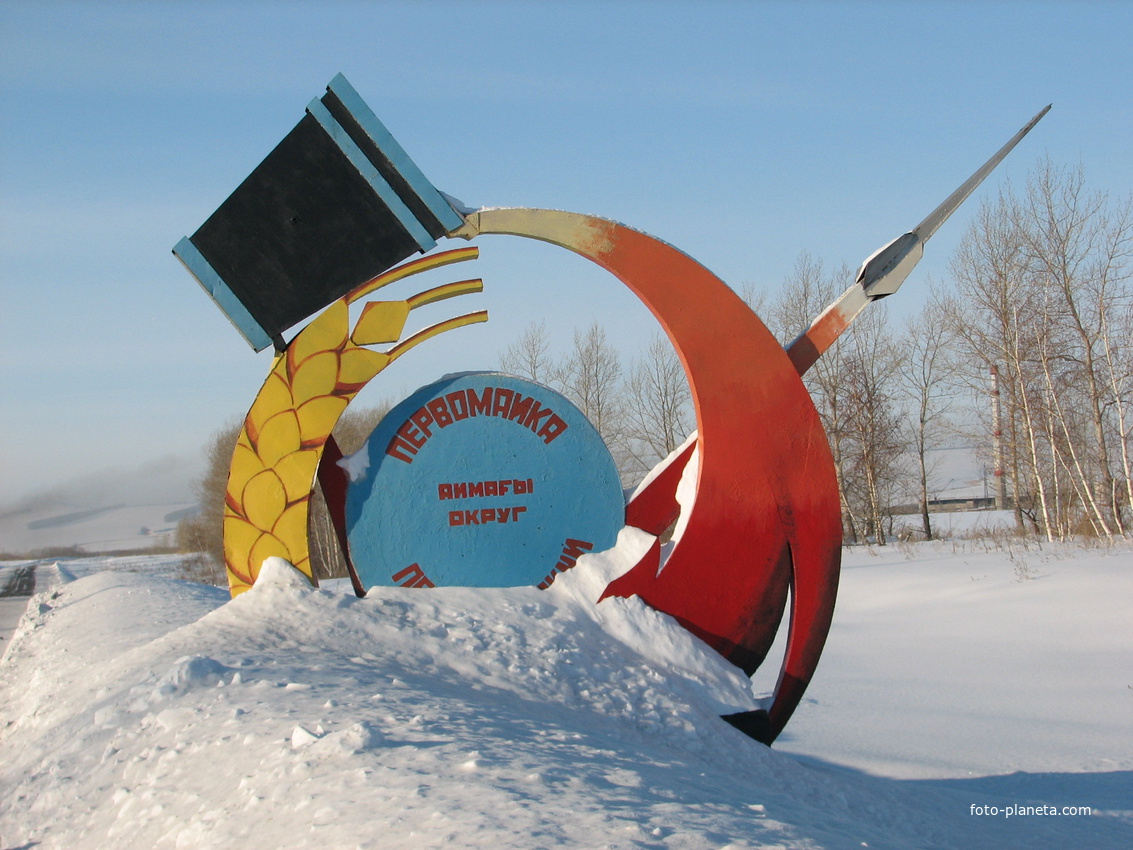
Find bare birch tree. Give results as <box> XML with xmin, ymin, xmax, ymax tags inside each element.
<box><xmin>1014</xmin><ymin>159</ymin><xmax>1133</xmax><ymax>534</ymax></box>
<box><xmin>895</xmin><ymin>294</ymin><xmax>957</xmax><ymax>540</ymax></box>
<box><xmin>838</xmin><ymin>302</ymin><xmax>906</xmax><ymax>544</ymax></box>
<box><xmin>947</xmin><ymin>161</ymin><xmax>1133</xmax><ymax>539</ymax></box>
<box><xmin>555</xmin><ymin>322</ymin><xmax>627</xmax><ymax>473</ymax></box>
<box><xmin>621</xmin><ymin>333</ymin><xmax>693</xmax><ymax>477</ymax></box>
<box><xmin>500</xmin><ymin>320</ymin><xmax>555</xmax><ymax>384</ymax></box>
<box><xmin>946</xmin><ymin>189</ymin><xmax>1048</xmax><ymax>534</ymax></box>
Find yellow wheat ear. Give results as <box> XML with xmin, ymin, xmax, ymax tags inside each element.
<box><xmin>222</xmin><ymin>247</ymin><xmax>487</xmax><ymax>596</ymax></box>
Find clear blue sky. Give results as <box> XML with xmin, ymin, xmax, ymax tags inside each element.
<box><xmin>2</xmin><ymin>0</ymin><xmax>1130</xmax><ymax>508</ymax></box>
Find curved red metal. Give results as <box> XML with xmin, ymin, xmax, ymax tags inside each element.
<box><xmin>471</xmin><ymin>209</ymin><xmax>843</xmax><ymax>742</ymax></box>
<box><xmin>623</xmin><ymin>440</ymin><xmax>695</xmax><ymax>536</ymax></box>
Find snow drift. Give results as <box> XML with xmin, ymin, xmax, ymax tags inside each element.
<box><xmin>1</xmin><ymin>538</ymin><xmax>1130</xmax><ymax>849</ymax></box>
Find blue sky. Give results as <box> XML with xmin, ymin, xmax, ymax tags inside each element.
<box><xmin>1</xmin><ymin>0</ymin><xmax>1130</xmax><ymax>508</ymax></box>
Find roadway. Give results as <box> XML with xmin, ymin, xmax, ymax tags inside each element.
<box><xmin>0</xmin><ymin>563</ymin><xmax>37</xmax><ymax>656</ymax></box>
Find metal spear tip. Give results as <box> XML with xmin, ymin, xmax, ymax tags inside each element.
<box><xmin>854</xmin><ymin>103</ymin><xmax>1051</xmax><ymax>302</ymax></box>
<box><xmin>856</xmin><ymin>231</ymin><xmax>923</xmax><ymax>299</ymax></box>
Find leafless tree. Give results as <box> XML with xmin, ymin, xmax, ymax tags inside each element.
<box><xmin>739</xmin><ymin>280</ymin><xmax>768</xmax><ymax>319</ymax></box>
<box><xmin>946</xmin><ymin>189</ymin><xmax>1047</xmax><ymax>534</ymax></box>
<box><xmin>175</xmin><ymin>420</ymin><xmax>242</xmax><ymax>572</ymax></box>
<box><xmin>1014</xmin><ymin>159</ymin><xmax>1133</xmax><ymax>534</ymax></box>
<box><xmin>499</xmin><ymin>320</ymin><xmax>555</xmax><ymax>384</ymax></box>
<box><xmin>895</xmin><ymin>294</ymin><xmax>958</xmax><ymax>540</ymax></box>
<box><xmin>764</xmin><ymin>253</ymin><xmax>862</xmax><ymax>542</ymax></box>
<box><xmin>555</xmin><ymin>322</ymin><xmax>625</xmax><ymax>461</ymax></box>
<box><xmin>946</xmin><ymin>161</ymin><xmax>1133</xmax><ymax>539</ymax></box>
<box><xmin>620</xmin><ymin>333</ymin><xmax>693</xmax><ymax>478</ymax></box>
<box><xmin>838</xmin><ymin>302</ymin><xmax>907</xmax><ymax>544</ymax></box>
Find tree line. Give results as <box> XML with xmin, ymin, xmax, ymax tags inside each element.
<box><xmin>499</xmin><ymin>321</ymin><xmax>693</xmax><ymax>485</ymax></box>
<box><xmin>758</xmin><ymin>159</ymin><xmax>1131</xmax><ymax>542</ymax></box>
<box><xmin>503</xmin><ymin>158</ymin><xmax>1131</xmax><ymax>544</ymax></box>
<box><xmin>179</xmin><ymin>157</ymin><xmax>1131</xmax><ymax>572</ymax></box>
<box><xmin>942</xmin><ymin>159</ymin><xmax>1132</xmax><ymax>540</ymax></box>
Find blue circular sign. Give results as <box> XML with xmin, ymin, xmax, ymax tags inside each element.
<box><xmin>346</xmin><ymin>373</ymin><xmax>625</xmax><ymax>589</ymax></box>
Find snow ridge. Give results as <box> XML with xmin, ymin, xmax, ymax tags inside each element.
<box><xmin>1</xmin><ymin>541</ymin><xmax>1130</xmax><ymax>849</ymax></box>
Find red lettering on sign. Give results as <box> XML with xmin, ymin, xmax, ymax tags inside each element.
<box><xmin>447</xmin><ymin>505</ymin><xmax>527</xmax><ymax>527</ymax></box>
<box><xmin>523</xmin><ymin>401</ymin><xmax>553</xmax><ymax>433</ymax></box>
<box><xmin>467</xmin><ymin>386</ymin><xmax>492</xmax><ymax>417</ymax></box>
<box><xmin>508</xmin><ymin>394</ymin><xmax>534</xmax><ymax>424</ymax></box>
<box><xmin>384</xmin><ymin>386</ymin><xmax>570</xmax><ymax>464</ymax></box>
<box><xmin>391</xmin><ymin>563</ymin><xmax>435</xmax><ymax>588</ymax></box>
<box><xmin>399</xmin><ymin>420</ymin><xmax>426</xmax><ymax>448</ymax></box>
<box><xmin>410</xmin><ymin>407</ymin><xmax>435</xmax><ymax>438</ymax></box>
<box><xmin>538</xmin><ymin>415</ymin><xmax>567</xmax><ymax>444</ymax></box>
<box><xmin>428</xmin><ymin>398</ymin><xmax>453</xmax><ymax>427</ymax></box>
<box><xmin>538</xmin><ymin>539</ymin><xmax>594</xmax><ymax>589</ymax></box>
<box><xmin>492</xmin><ymin>388</ymin><xmax>515</xmax><ymax>417</ymax></box>
<box><xmin>386</xmin><ymin>435</ymin><xmax>418</xmax><ymax>463</ymax></box>
<box><xmin>559</xmin><ymin>537</ymin><xmax>592</xmax><ymax>565</ymax></box>
<box><xmin>447</xmin><ymin>391</ymin><xmax>469</xmax><ymax>421</ymax></box>
<box><xmin>435</xmin><ymin>478</ymin><xmax>533</xmax><ymax>500</ymax></box>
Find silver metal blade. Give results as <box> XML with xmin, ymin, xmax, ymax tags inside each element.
<box><xmin>914</xmin><ymin>104</ymin><xmax>1051</xmax><ymax>243</ymax></box>
<box><xmin>856</xmin><ymin>104</ymin><xmax>1051</xmax><ymax>300</ymax></box>
<box><xmin>793</xmin><ymin>105</ymin><xmax>1053</xmax><ymax>362</ymax></box>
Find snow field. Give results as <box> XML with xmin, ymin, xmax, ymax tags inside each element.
<box><xmin>0</xmin><ymin>537</ymin><xmax>1130</xmax><ymax>849</ymax></box>
<box><xmin>772</xmin><ymin>539</ymin><xmax>1133</xmax><ymax>780</ymax></box>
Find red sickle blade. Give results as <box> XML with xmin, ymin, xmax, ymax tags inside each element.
<box><xmin>623</xmin><ymin>440</ymin><xmax>697</xmax><ymax>536</ymax></box>
<box><xmin>466</xmin><ymin>210</ymin><xmax>845</xmax><ymax>746</ymax></box>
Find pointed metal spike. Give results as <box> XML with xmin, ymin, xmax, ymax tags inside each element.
<box><xmin>913</xmin><ymin>103</ymin><xmax>1051</xmax><ymax>243</ymax></box>
<box><xmin>789</xmin><ymin>106</ymin><xmax>1051</xmax><ymax>372</ymax></box>
<box><xmin>856</xmin><ymin>104</ymin><xmax>1051</xmax><ymax>300</ymax></box>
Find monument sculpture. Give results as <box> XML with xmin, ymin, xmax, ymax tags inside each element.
<box><xmin>175</xmin><ymin>74</ymin><xmax>1047</xmax><ymax>743</ymax></box>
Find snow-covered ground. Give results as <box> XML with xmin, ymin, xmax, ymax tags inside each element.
<box><xmin>0</xmin><ymin>453</ymin><xmax>199</xmax><ymax>556</ymax></box>
<box><xmin>0</xmin><ymin>501</ymin><xmax>196</xmax><ymax>554</ymax></box>
<box><xmin>892</xmin><ymin>508</ymin><xmax>1018</xmax><ymax>538</ymax></box>
<box><xmin>1</xmin><ymin>537</ymin><xmax>1130</xmax><ymax>849</ymax></box>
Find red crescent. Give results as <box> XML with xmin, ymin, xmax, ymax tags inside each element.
<box><xmin>470</xmin><ymin>208</ymin><xmax>842</xmax><ymax>742</ymax></box>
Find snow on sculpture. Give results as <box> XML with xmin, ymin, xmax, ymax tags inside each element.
<box><xmin>174</xmin><ymin>73</ymin><xmax>1047</xmax><ymax>743</ymax></box>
